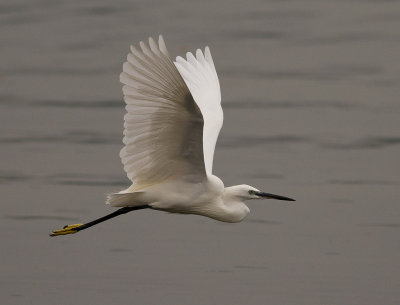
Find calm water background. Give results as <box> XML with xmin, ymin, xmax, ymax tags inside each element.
<box><xmin>1</xmin><ymin>0</ymin><xmax>400</xmax><ymax>304</ymax></box>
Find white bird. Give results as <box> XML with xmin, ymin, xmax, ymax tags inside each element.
<box><xmin>50</xmin><ymin>35</ymin><xmax>294</xmax><ymax>237</ymax></box>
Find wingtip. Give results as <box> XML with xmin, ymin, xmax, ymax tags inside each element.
<box><xmin>130</xmin><ymin>44</ymin><xmax>139</xmax><ymax>54</ymax></box>
<box><xmin>186</xmin><ymin>51</ymin><xmax>196</xmax><ymax>62</ymax></box>
<box><xmin>204</xmin><ymin>46</ymin><xmax>212</xmax><ymax>58</ymax></box>
<box><xmin>139</xmin><ymin>40</ymin><xmax>145</xmax><ymax>50</ymax></box>
<box><xmin>158</xmin><ymin>35</ymin><xmax>169</xmax><ymax>56</ymax></box>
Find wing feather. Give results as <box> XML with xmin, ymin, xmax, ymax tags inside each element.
<box><xmin>119</xmin><ymin>36</ymin><xmax>206</xmax><ymax>188</ymax></box>
<box><xmin>174</xmin><ymin>47</ymin><xmax>223</xmax><ymax>175</ymax></box>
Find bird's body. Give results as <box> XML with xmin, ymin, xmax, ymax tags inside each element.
<box><xmin>109</xmin><ymin>174</ymin><xmax>250</xmax><ymax>223</ymax></box>
<box><xmin>50</xmin><ymin>35</ymin><xmax>294</xmax><ymax>237</ymax></box>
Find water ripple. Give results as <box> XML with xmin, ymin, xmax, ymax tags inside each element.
<box><xmin>0</xmin><ymin>171</ymin><xmax>30</xmax><ymax>184</ymax></box>
<box><xmin>220</xmin><ymin>135</ymin><xmax>310</xmax><ymax>148</ymax></box>
<box><xmin>329</xmin><ymin>179</ymin><xmax>398</xmax><ymax>185</ymax></box>
<box><xmin>224</xmin><ymin>99</ymin><xmax>355</xmax><ymax>110</ymax></box>
<box><xmin>45</xmin><ymin>173</ymin><xmax>129</xmax><ymax>187</ymax></box>
<box><xmin>325</xmin><ymin>252</ymin><xmax>341</xmax><ymax>256</ymax></box>
<box><xmin>246</xmin><ymin>218</ymin><xmax>281</xmax><ymax>225</ymax></box>
<box><xmin>357</xmin><ymin>223</ymin><xmax>400</xmax><ymax>228</ymax></box>
<box><xmin>4</xmin><ymin>67</ymin><xmax>114</xmax><ymax>76</ymax></box>
<box><xmin>323</xmin><ymin>136</ymin><xmax>400</xmax><ymax>149</ymax></box>
<box><xmin>36</xmin><ymin>100</ymin><xmax>122</xmax><ymax>108</ymax></box>
<box><xmin>292</xmin><ymin>32</ymin><xmax>399</xmax><ymax>45</ymax></box>
<box><xmin>0</xmin><ymin>130</ymin><xmax>120</xmax><ymax>145</ymax></box>
<box><xmin>238</xmin><ymin>10</ymin><xmax>315</xmax><ymax>21</ymax></box>
<box><xmin>109</xmin><ymin>248</ymin><xmax>131</xmax><ymax>252</ymax></box>
<box><xmin>5</xmin><ymin>215</ymin><xmax>79</xmax><ymax>221</ymax></box>
<box><xmin>222</xmin><ymin>65</ymin><xmax>381</xmax><ymax>81</ymax></box>
<box><xmin>0</xmin><ymin>3</ymin><xmax>27</xmax><ymax>15</ymax></box>
<box><xmin>80</xmin><ymin>6</ymin><xmax>120</xmax><ymax>16</ymax></box>
<box><xmin>230</xmin><ymin>29</ymin><xmax>286</xmax><ymax>40</ymax></box>
<box><xmin>235</xmin><ymin>265</ymin><xmax>269</xmax><ymax>270</ymax></box>
<box><xmin>248</xmin><ymin>173</ymin><xmax>284</xmax><ymax>180</ymax></box>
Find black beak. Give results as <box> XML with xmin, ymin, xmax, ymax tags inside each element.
<box><xmin>255</xmin><ymin>191</ymin><xmax>295</xmax><ymax>201</ymax></box>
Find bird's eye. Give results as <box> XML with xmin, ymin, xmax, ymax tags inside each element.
<box><xmin>248</xmin><ymin>190</ymin><xmax>256</xmax><ymax>195</ymax></box>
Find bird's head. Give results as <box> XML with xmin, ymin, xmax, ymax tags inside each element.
<box><xmin>225</xmin><ymin>184</ymin><xmax>295</xmax><ymax>202</ymax></box>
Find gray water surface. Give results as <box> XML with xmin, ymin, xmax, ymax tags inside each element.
<box><xmin>1</xmin><ymin>0</ymin><xmax>400</xmax><ymax>304</ymax></box>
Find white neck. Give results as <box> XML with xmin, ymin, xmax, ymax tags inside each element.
<box><xmin>209</xmin><ymin>186</ymin><xmax>251</xmax><ymax>223</ymax></box>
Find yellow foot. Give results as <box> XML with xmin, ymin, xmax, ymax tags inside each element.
<box><xmin>50</xmin><ymin>224</ymin><xmax>83</xmax><ymax>237</ymax></box>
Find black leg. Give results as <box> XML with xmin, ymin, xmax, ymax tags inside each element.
<box><xmin>50</xmin><ymin>205</ymin><xmax>150</xmax><ymax>237</ymax></box>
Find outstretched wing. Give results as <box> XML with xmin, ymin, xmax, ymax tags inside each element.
<box><xmin>119</xmin><ymin>36</ymin><xmax>206</xmax><ymax>188</ymax></box>
<box><xmin>174</xmin><ymin>47</ymin><xmax>223</xmax><ymax>175</ymax></box>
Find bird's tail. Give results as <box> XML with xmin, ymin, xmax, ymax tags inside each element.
<box><xmin>106</xmin><ymin>192</ymin><xmax>145</xmax><ymax>207</ymax></box>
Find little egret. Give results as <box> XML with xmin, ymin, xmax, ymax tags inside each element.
<box><xmin>50</xmin><ymin>35</ymin><xmax>294</xmax><ymax>237</ymax></box>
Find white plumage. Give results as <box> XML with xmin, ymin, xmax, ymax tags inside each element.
<box><xmin>106</xmin><ymin>35</ymin><xmax>294</xmax><ymax>223</ymax></box>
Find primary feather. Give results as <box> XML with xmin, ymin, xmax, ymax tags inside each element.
<box><xmin>118</xmin><ymin>36</ymin><xmax>222</xmax><ymax>192</ymax></box>
<box><xmin>175</xmin><ymin>46</ymin><xmax>223</xmax><ymax>175</ymax></box>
